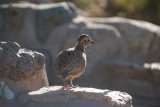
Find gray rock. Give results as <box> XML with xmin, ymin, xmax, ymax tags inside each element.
<box><xmin>35</xmin><ymin>2</ymin><xmax>77</xmax><ymax>44</ymax></box>
<box><xmin>0</xmin><ymin>81</ymin><xmax>14</xmax><ymax>103</ymax></box>
<box><xmin>17</xmin><ymin>86</ymin><xmax>132</xmax><ymax>107</ymax></box>
<box><xmin>88</xmin><ymin>17</ymin><xmax>160</xmax><ymax>62</ymax></box>
<box><xmin>0</xmin><ymin>41</ymin><xmax>44</xmax><ymax>80</ymax></box>
<box><xmin>0</xmin><ymin>41</ymin><xmax>48</xmax><ymax>95</ymax></box>
<box><xmin>81</xmin><ymin>61</ymin><xmax>160</xmax><ymax>107</ymax></box>
<box><xmin>0</xmin><ymin>2</ymin><xmax>77</xmax><ymax>44</ymax></box>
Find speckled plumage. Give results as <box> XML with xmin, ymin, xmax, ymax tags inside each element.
<box><xmin>54</xmin><ymin>34</ymin><xmax>94</xmax><ymax>89</ymax></box>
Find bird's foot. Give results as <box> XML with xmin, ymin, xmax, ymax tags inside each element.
<box><xmin>71</xmin><ymin>85</ymin><xmax>79</xmax><ymax>88</ymax></box>
<box><xmin>63</xmin><ymin>85</ymin><xmax>79</xmax><ymax>90</ymax></box>
<box><xmin>67</xmin><ymin>85</ymin><xmax>79</xmax><ymax>89</ymax></box>
<box><xmin>62</xmin><ymin>85</ymin><xmax>70</xmax><ymax>90</ymax></box>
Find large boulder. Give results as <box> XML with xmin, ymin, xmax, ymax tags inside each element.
<box><xmin>88</xmin><ymin>17</ymin><xmax>160</xmax><ymax>63</ymax></box>
<box><xmin>9</xmin><ymin>86</ymin><xmax>132</xmax><ymax>107</ymax></box>
<box><xmin>81</xmin><ymin>62</ymin><xmax>160</xmax><ymax>107</ymax></box>
<box><xmin>0</xmin><ymin>2</ymin><xmax>77</xmax><ymax>44</ymax></box>
<box><xmin>0</xmin><ymin>41</ymin><xmax>48</xmax><ymax>96</ymax></box>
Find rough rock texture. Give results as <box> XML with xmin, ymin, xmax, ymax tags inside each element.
<box><xmin>1</xmin><ymin>2</ymin><xmax>160</xmax><ymax>107</ymax></box>
<box><xmin>0</xmin><ymin>41</ymin><xmax>48</xmax><ymax>96</ymax></box>
<box><xmin>12</xmin><ymin>86</ymin><xmax>132</xmax><ymax>107</ymax></box>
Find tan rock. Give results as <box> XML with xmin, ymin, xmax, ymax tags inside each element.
<box><xmin>17</xmin><ymin>86</ymin><xmax>132</xmax><ymax>107</ymax></box>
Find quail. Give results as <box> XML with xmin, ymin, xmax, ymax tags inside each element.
<box><xmin>54</xmin><ymin>34</ymin><xmax>94</xmax><ymax>89</ymax></box>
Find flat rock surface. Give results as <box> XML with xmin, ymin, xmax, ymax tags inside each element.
<box><xmin>17</xmin><ymin>86</ymin><xmax>132</xmax><ymax>107</ymax></box>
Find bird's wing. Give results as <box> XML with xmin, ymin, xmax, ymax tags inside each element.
<box><xmin>54</xmin><ymin>49</ymin><xmax>81</xmax><ymax>77</ymax></box>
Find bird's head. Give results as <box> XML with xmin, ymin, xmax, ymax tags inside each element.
<box><xmin>77</xmin><ymin>34</ymin><xmax>94</xmax><ymax>48</ymax></box>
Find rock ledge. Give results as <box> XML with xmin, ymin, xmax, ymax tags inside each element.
<box><xmin>18</xmin><ymin>86</ymin><xmax>132</xmax><ymax>107</ymax></box>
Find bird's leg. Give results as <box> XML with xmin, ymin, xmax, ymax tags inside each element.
<box><xmin>63</xmin><ymin>79</ymin><xmax>70</xmax><ymax>90</ymax></box>
<box><xmin>69</xmin><ymin>79</ymin><xmax>79</xmax><ymax>88</ymax></box>
<box><xmin>70</xmin><ymin>79</ymin><xmax>73</xmax><ymax>87</ymax></box>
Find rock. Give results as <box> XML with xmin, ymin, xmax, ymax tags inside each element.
<box><xmin>17</xmin><ymin>86</ymin><xmax>132</xmax><ymax>107</ymax></box>
<box><xmin>35</xmin><ymin>2</ymin><xmax>77</xmax><ymax>44</ymax></box>
<box><xmin>0</xmin><ymin>81</ymin><xmax>14</xmax><ymax>103</ymax></box>
<box><xmin>0</xmin><ymin>41</ymin><xmax>44</xmax><ymax>80</ymax></box>
<box><xmin>0</xmin><ymin>2</ymin><xmax>77</xmax><ymax>44</ymax></box>
<box><xmin>88</xmin><ymin>17</ymin><xmax>160</xmax><ymax>63</ymax></box>
<box><xmin>0</xmin><ymin>41</ymin><xmax>48</xmax><ymax>95</ymax></box>
<box><xmin>80</xmin><ymin>61</ymin><xmax>160</xmax><ymax>107</ymax></box>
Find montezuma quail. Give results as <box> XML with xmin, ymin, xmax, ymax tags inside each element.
<box><xmin>54</xmin><ymin>34</ymin><xmax>94</xmax><ymax>89</ymax></box>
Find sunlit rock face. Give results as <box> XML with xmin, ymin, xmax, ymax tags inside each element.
<box><xmin>15</xmin><ymin>86</ymin><xmax>132</xmax><ymax>107</ymax></box>
<box><xmin>0</xmin><ymin>41</ymin><xmax>48</xmax><ymax>96</ymax></box>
